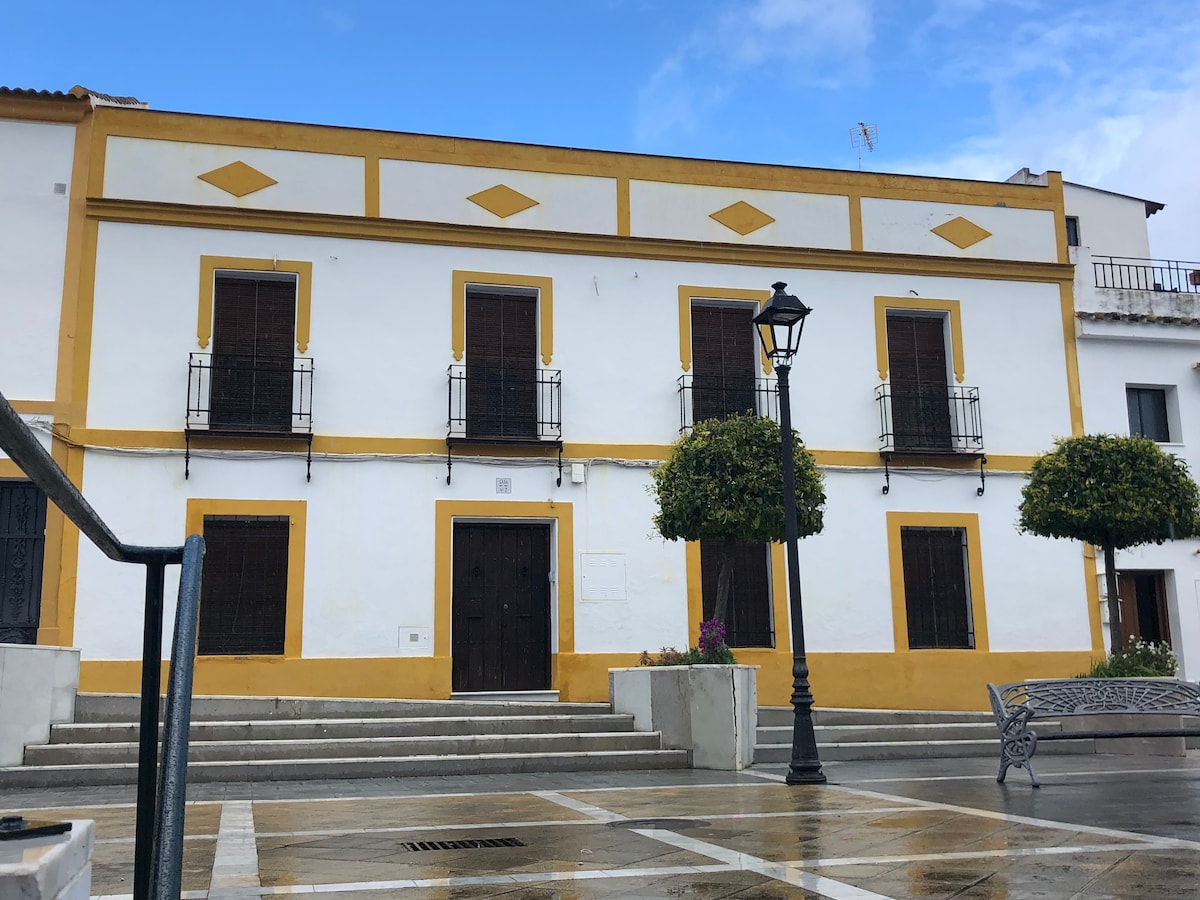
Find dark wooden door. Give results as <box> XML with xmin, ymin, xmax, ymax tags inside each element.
<box><xmin>465</xmin><ymin>290</ymin><xmax>537</xmax><ymax>439</ymax></box>
<box><xmin>887</xmin><ymin>313</ymin><xmax>951</xmax><ymax>450</ymax></box>
<box><xmin>691</xmin><ymin>305</ymin><xmax>757</xmax><ymax>422</ymax></box>
<box><xmin>700</xmin><ymin>539</ymin><xmax>773</xmax><ymax>647</ymax></box>
<box><xmin>452</xmin><ymin>523</ymin><xmax>551</xmax><ymax>692</ymax></box>
<box><xmin>210</xmin><ymin>275</ymin><xmax>296</xmax><ymax>432</ymax></box>
<box><xmin>1117</xmin><ymin>571</ymin><xmax>1171</xmax><ymax>647</ymax></box>
<box><xmin>0</xmin><ymin>481</ymin><xmax>48</xmax><ymax>644</ymax></box>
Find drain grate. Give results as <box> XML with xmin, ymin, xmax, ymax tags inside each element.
<box><xmin>399</xmin><ymin>837</ymin><xmax>526</xmax><ymax>852</ymax></box>
<box><xmin>608</xmin><ymin>818</ymin><xmax>710</xmax><ymax>830</ymax></box>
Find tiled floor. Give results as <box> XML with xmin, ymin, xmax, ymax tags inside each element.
<box><xmin>5</xmin><ymin>758</ymin><xmax>1200</xmax><ymax>899</ymax></box>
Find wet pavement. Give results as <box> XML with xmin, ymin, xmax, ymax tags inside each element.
<box><xmin>3</xmin><ymin>755</ymin><xmax>1199</xmax><ymax>898</ymax></box>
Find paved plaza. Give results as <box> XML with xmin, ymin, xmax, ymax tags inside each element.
<box><xmin>4</xmin><ymin>755</ymin><xmax>1200</xmax><ymax>899</ymax></box>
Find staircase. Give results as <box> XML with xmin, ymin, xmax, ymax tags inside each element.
<box><xmin>0</xmin><ymin>694</ymin><xmax>689</xmax><ymax>788</ymax></box>
<box><xmin>755</xmin><ymin>707</ymin><xmax>1094</xmax><ymax>763</ymax></box>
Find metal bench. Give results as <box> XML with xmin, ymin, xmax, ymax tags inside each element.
<box><xmin>988</xmin><ymin>678</ymin><xmax>1200</xmax><ymax>787</ymax></box>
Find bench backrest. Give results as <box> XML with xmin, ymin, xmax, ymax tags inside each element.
<box><xmin>989</xmin><ymin>679</ymin><xmax>1200</xmax><ymax>719</ymax></box>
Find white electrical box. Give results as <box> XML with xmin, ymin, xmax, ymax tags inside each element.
<box><xmin>397</xmin><ymin>626</ymin><xmax>432</xmax><ymax>655</ymax></box>
<box><xmin>496</xmin><ymin>477</ymin><xmax>512</xmax><ymax>494</ymax></box>
<box><xmin>581</xmin><ymin>552</ymin><xmax>626</xmax><ymax>600</ymax></box>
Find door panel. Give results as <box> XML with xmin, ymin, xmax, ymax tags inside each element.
<box><xmin>1116</xmin><ymin>571</ymin><xmax>1171</xmax><ymax>647</ymax></box>
<box><xmin>0</xmin><ymin>481</ymin><xmax>48</xmax><ymax>644</ymax></box>
<box><xmin>691</xmin><ymin>305</ymin><xmax>757</xmax><ymax>422</ymax></box>
<box><xmin>465</xmin><ymin>291</ymin><xmax>538</xmax><ymax>439</ymax></box>
<box><xmin>887</xmin><ymin>313</ymin><xmax>952</xmax><ymax>450</ymax></box>
<box><xmin>452</xmin><ymin>523</ymin><xmax>551</xmax><ymax>692</ymax></box>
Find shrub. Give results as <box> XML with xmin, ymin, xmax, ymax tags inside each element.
<box><xmin>639</xmin><ymin>619</ymin><xmax>736</xmax><ymax>666</ymax></box>
<box><xmin>1079</xmin><ymin>637</ymin><xmax>1178</xmax><ymax>678</ymax></box>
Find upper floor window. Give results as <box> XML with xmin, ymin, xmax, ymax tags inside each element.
<box><xmin>1065</xmin><ymin>216</ymin><xmax>1081</xmax><ymax>247</ymax></box>
<box><xmin>465</xmin><ymin>286</ymin><xmax>539</xmax><ymax>439</ymax></box>
<box><xmin>1126</xmin><ymin>386</ymin><xmax>1172</xmax><ymax>442</ymax></box>
<box><xmin>691</xmin><ymin>302</ymin><xmax>759</xmax><ymax>421</ymax></box>
<box><xmin>885</xmin><ymin>311</ymin><xmax>953</xmax><ymax>451</ymax></box>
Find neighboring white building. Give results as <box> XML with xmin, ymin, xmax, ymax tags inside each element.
<box><xmin>1011</xmin><ymin>169</ymin><xmax>1200</xmax><ymax>679</ymax></box>
<box><xmin>0</xmin><ymin>89</ymin><xmax>1105</xmax><ymax>710</ymax></box>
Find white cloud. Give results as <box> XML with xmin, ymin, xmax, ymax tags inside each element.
<box><xmin>634</xmin><ymin>0</ymin><xmax>873</xmax><ymax>148</ymax></box>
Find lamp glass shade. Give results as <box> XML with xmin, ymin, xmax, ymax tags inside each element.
<box><xmin>753</xmin><ymin>282</ymin><xmax>812</xmax><ymax>363</ymax></box>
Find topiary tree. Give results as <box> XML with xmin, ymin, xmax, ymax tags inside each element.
<box><xmin>650</xmin><ymin>414</ymin><xmax>826</xmax><ymax>627</ymax></box>
<box><xmin>1018</xmin><ymin>434</ymin><xmax>1200</xmax><ymax>655</ymax></box>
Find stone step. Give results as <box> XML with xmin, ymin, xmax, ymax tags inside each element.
<box><xmin>757</xmin><ymin>707</ymin><xmax>996</xmax><ymax>728</ymax></box>
<box><xmin>50</xmin><ymin>714</ymin><xmax>634</xmax><ymax>745</ymax></box>
<box><xmin>74</xmin><ymin>693</ymin><xmax>608</xmax><ymax>723</ymax></box>
<box><xmin>0</xmin><ymin>749</ymin><xmax>691</xmax><ymax>789</ymax></box>
<box><xmin>758</xmin><ymin>723</ymin><xmax>1001</xmax><ymax>744</ymax></box>
<box><xmin>753</xmin><ymin>738</ymin><xmax>1097</xmax><ymax>763</ymax></box>
<box><xmin>27</xmin><ymin>731</ymin><xmax>662</xmax><ymax>766</ymax></box>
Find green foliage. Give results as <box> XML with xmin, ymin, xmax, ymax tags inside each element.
<box><xmin>1018</xmin><ymin>434</ymin><xmax>1200</xmax><ymax>549</ymax></box>
<box><xmin>638</xmin><ymin>644</ymin><xmax>736</xmax><ymax>666</ymax></box>
<box><xmin>650</xmin><ymin>414</ymin><xmax>826</xmax><ymax>544</ymax></box>
<box><xmin>1079</xmin><ymin>637</ymin><xmax>1178</xmax><ymax>678</ymax></box>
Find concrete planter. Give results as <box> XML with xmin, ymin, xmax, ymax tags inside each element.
<box><xmin>0</xmin><ymin>644</ymin><xmax>81</xmax><ymax>767</ymax></box>
<box><xmin>1058</xmin><ymin>713</ymin><xmax>1192</xmax><ymax>756</ymax></box>
<box><xmin>609</xmin><ymin>664</ymin><xmax>757</xmax><ymax>770</ymax></box>
<box><xmin>0</xmin><ymin>820</ymin><xmax>93</xmax><ymax>900</ymax></box>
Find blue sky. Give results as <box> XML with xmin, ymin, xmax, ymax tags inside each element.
<box><xmin>5</xmin><ymin>0</ymin><xmax>1197</xmax><ymax>257</ymax></box>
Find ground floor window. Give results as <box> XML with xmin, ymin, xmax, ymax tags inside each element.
<box><xmin>700</xmin><ymin>539</ymin><xmax>774</xmax><ymax>648</ymax></box>
<box><xmin>900</xmin><ymin>525</ymin><xmax>974</xmax><ymax>649</ymax></box>
<box><xmin>198</xmin><ymin>515</ymin><xmax>290</xmax><ymax>655</ymax></box>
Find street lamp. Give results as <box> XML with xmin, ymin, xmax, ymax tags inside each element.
<box><xmin>752</xmin><ymin>281</ymin><xmax>826</xmax><ymax>785</ymax></box>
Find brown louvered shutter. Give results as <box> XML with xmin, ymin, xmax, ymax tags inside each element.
<box><xmin>465</xmin><ymin>290</ymin><xmax>537</xmax><ymax>438</ymax></box>
<box><xmin>886</xmin><ymin>313</ymin><xmax>951</xmax><ymax>450</ymax></box>
<box><xmin>700</xmin><ymin>540</ymin><xmax>774</xmax><ymax>648</ymax></box>
<box><xmin>691</xmin><ymin>305</ymin><xmax>757</xmax><ymax>422</ymax></box>
<box><xmin>900</xmin><ymin>526</ymin><xmax>972</xmax><ymax>649</ymax></box>
<box><xmin>210</xmin><ymin>275</ymin><xmax>295</xmax><ymax>432</ymax></box>
<box><xmin>198</xmin><ymin>516</ymin><xmax>290</xmax><ymax>655</ymax></box>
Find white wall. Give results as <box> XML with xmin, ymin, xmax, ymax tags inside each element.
<box><xmin>861</xmin><ymin>198</ymin><xmax>1058</xmax><ymax>262</ymax></box>
<box><xmin>0</xmin><ymin>119</ymin><xmax>74</xmax><ymax>401</ymax></box>
<box><xmin>1064</xmin><ymin>184</ymin><xmax>1152</xmax><ymax>260</ymax></box>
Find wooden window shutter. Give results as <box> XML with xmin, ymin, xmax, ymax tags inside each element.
<box><xmin>691</xmin><ymin>305</ymin><xmax>757</xmax><ymax>422</ymax></box>
<box><xmin>198</xmin><ymin>516</ymin><xmax>290</xmax><ymax>655</ymax></box>
<box><xmin>886</xmin><ymin>314</ymin><xmax>951</xmax><ymax>450</ymax></box>
<box><xmin>465</xmin><ymin>289</ymin><xmax>537</xmax><ymax>438</ymax></box>
<box><xmin>900</xmin><ymin>526</ymin><xmax>972</xmax><ymax>649</ymax></box>
<box><xmin>210</xmin><ymin>276</ymin><xmax>296</xmax><ymax>432</ymax></box>
<box><xmin>700</xmin><ymin>540</ymin><xmax>774</xmax><ymax>648</ymax></box>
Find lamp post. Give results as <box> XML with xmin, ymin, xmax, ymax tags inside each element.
<box><xmin>752</xmin><ymin>281</ymin><xmax>825</xmax><ymax>785</ymax></box>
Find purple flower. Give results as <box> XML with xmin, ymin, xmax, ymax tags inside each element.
<box><xmin>698</xmin><ymin>619</ymin><xmax>727</xmax><ymax>656</ymax></box>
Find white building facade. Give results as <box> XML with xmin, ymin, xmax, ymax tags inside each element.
<box><xmin>0</xmin><ymin>90</ymin><xmax>1106</xmax><ymax>709</ymax></box>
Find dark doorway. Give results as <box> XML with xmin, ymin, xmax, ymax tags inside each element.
<box><xmin>452</xmin><ymin>522</ymin><xmax>551</xmax><ymax>692</ymax></box>
<box><xmin>900</xmin><ymin>525</ymin><xmax>974</xmax><ymax>649</ymax></box>
<box><xmin>465</xmin><ymin>289</ymin><xmax>538</xmax><ymax>439</ymax></box>
<box><xmin>0</xmin><ymin>481</ymin><xmax>48</xmax><ymax>644</ymax></box>
<box><xmin>198</xmin><ymin>515</ymin><xmax>290</xmax><ymax>655</ymax></box>
<box><xmin>1116</xmin><ymin>570</ymin><xmax>1172</xmax><ymax>647</ymax></box>
<box><xmin>886</xmin><ymin>312</ymin><xmax>952</xmax><ymax>451</ymax></box>
<box><xmin>700</xmin><ymin>540</ymin><xmax>774</xmax><ymax>647</ymax></box>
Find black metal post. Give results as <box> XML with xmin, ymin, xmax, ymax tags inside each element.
<box><xmin>776</xmin><ymin>364</ymin><xmax>826</xmax><ymax>785</ymax></box>
<box><xmin>133</xmin><ymin>560</ymin><xmax>165</xmax><ymax>900</ymax></box>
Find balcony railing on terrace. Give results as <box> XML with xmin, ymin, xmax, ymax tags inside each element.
<box><xmin>1093</xmin><ymin>256</ymin><xmax>1200</xmax><ymax>295</ymax></box>
<box><xmin>676</xmin><ymin>375</ymin><xmax>779</xmax><ymax>432</ymax></box>
<box><xmin>876</xmin><ymin>383</ymin><xmax>983</xmax><ymax>455</ymax></box>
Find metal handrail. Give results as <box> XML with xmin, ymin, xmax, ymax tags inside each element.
<box><xmin>0</xmin><ymin>389</ymin><xmax>203</xmax><ymax>900</ymax></box>
<box><xmin>1092</xmin><ymin>255</ymin><xmax>1200</xmax><ymax>295</ymax></box>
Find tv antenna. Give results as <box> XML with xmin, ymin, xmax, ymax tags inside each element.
<box><xmin>850</xmin><ymin>121</ymin><xmax>878</xmax><ymax>170</ymax></box>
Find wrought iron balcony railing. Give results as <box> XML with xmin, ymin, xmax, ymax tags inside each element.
<box><xmin>1093</xmin><ymin>256</ymin><xmax>1200</xmax><ymax>295</ymax></box>
<box><xmin>447</xmin><ymin>364</ymin><xmax>562</xmax><ymax>443</ymax></box>
<box><xmin>876</xmin><ymin>383</ymin><xmax>983</xmax><ymax>455</ymax></box>
<box><xmin>187</xmin><ymin>352</ymin><xmax>314</xmax><ymax>435</ymax></box>
<box><xmin>677</xmin><ymin>375</ymin><xmax>779</xmax><ymax>432</ymax></box>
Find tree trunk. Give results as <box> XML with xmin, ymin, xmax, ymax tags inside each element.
<box><xmin>1104</xmin><ymin>542</ymin><xmax>1122</xmax><ymax>656</ymax></box>
<box><xmin>713</xmin><ymin>535</ymin><xmax>736</xmax><ymax>628</ymax></box>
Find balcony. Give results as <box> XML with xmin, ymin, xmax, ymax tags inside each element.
<box><xmin>876</xmin><ymin>383</ymin><xmax>983</xmax><ymax>455</ymax></box>
<box><xmin>676</xmin><ymin>375</ymin><xmax>779</xmax><ymax>432</ymax></box>
<box><xmin>185</xmin><ymin>352</ymin><xmax>315</xmax><ymax>479</ymax></box>
<box><xmin>1093</xmin><ymin>256</ymin><xmax>1200</xmax><ymax>295</ymax></box>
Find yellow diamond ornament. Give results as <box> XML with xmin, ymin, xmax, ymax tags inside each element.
<box><xmin>466</xmin><ymin>184</ymin><xmax>540</xmax><ymax>218</ymax></box>
<box><xmin>931</xmin><ymin>216</ymin><xmax>992</xmax><ymax>249</ymax></box>
<box><xmin>710</xmin><ymin>200</ymin><xmax>776</xmax><ymax>236</ymax></box>
<box><xmin>197</xmin><ymin>161</ymin><xmax>278</xmax><ymax>198</ymax></box>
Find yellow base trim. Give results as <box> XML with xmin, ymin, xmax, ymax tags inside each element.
<box><xmin>79</xmin><ymin>649</ymin><xmax>1103</xmax><ymax>709</ymax></box>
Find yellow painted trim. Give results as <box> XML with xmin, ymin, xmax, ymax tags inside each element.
<box><xmin>90</xmin><ymin>200</ymin><xmax>1077</xmax><ymax>286</ymax></box>
<box><xmin>887</xmin><ymin>511</ymin><xmax>989</xmax><ymax>653</ymax></box>
<box><xmin>185</xmin><ymin>499</ymin><xmax>307</xmax><ymax>658</ymax></box>
<box><xmin>90</xmin><ymin>106</ymin><xmax>1063</xmax><ymax>212</ymax></box>
<box><xmin>364</xmin><ymin>154</ymin><xmax>380</xmax><ymax>218</ymax></box>
<box><xmin>451</xmin><ymin>271</ymin><xmax>554</xmax><ymax>365</ymax></box>
<box><xmin>197</xmin><ymin>256</ymin><xmax>313</xmax><ymax>353</ymax></box>
<box><xmin>1082</xmin><ymin>544</ymin><xmax>1105</xmax><ymax>655</ymax></box>
<box><xmin>0</xmin><ymin>95</ymin><xmax>91</xmax><ymax>124</ymax></box>
<box><xmin>1045</xmin><ymin>171</ymin><xmax>1069</xmax><ymax>266</ymax></box>
<box><xmin>1059</xmin><ymin>282</ymin><xmax>1085</xmax><ymax>436</ymax></box>
<box><xmin>685</xmin><ymin>542</ymin><xmax>788</xmax><ymax>651</ymax></box>
<box><xmin>0</xmin><ymin>461</ymin><xmax>26</xmax><ymax>478</ymax></box>
<box><xmin>7</xmin><ymin>400</ymin><xmax>57</xmax><ymax>415</ymax></box>
<box><xmin>847</xmin><ymin>191</ymin><xmax>864</xmax><ymax>252</ymax></box>
<box><xmin>63</xmin><ymin>428</ymin><xmax>1044</xmax><ymax>471</ymax></box>
<box><xmin>874</xmin><ymin>296</ymin><xmax>965</xmax><ymax>383</ymax></box>
<box><xmin>434</xmin><ymin>500</ymin><xmax>575</xmax><ymax>672</ymax></box>
<box><xmin>677</xmin><ymin>286</ymin><xmax>773</xmax><ymax>374</ymax></box>
<box><xmin>616</xmin><ymin>176</ymin><xmax>631</xmax><ymax>236</ymax></box>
